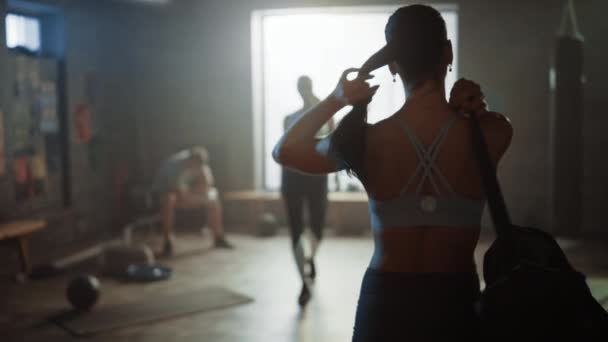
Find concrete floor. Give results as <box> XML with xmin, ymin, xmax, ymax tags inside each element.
<box><xmin>1</xmin><ymin>231</ymin><xmax>607</xmax><ymax>342</ymax></box>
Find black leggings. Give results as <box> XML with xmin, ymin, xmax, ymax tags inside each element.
<box><xmin>282</xmin><ymin>187</ymin><xmax>328</xmax><ymax>245</ymax></box>
<box><xmin>352</xmin><ymin>268</ymin><xmax>482</xmax><ymax>342</ymax></box>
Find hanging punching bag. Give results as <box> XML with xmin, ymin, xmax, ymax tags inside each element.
<box><xmin>549</xmin><ymin>0</ymin><xmax>585</xmax><ymax>236</ymax></box>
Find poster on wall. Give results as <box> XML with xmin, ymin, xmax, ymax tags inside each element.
<box><xmin>28</xmin><ymin>57</ymin><xmax>41</xmax><ymax>92</ymax></box>
<box><xmin>39</xmin><ymin>82</ymin><xmax>59</xmax><ymax>133</ymax></box>
<box><xmin>15</xmin><ymin>55</ymin><xmax>27</xmax><ymax>98</ymax></box>
<box><xmin>12</xmin><ymin>101</ymin><xmax>32</xmax><ymax>152</ymax></box>
<box><xmin>0</xmin><ymin>109</ymin><xmax>5</xmax><ymax>176</ymax></box>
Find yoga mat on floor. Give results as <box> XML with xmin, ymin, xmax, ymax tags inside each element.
<box><xmin>54</xmin><ymin>287</ymin><xmax>254</xmax><ymax>336</ymax></box>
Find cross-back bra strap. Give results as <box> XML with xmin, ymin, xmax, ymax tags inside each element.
<box><xmin>399</xmin><ymin>123</ymin><xmax>445</xmax><ymax>195</ymax></box>
<box><xmin>398</xmin><ymin>116</ymin><xmax>457</xmax><ymax>195</ymax></box>
<box><xmin>414</xmin><ymin>117</ymin><xmax>457</xmax><ymax>195</ymax></box>
<box><xmin>413</xmin><ymin>120</ymin><xmax>452</xmax><ymax>195</ymax></box>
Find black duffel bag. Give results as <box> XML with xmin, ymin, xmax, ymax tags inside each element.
<box><xmin>468</xmin><ymin>112</ymin><xmax>608</xmax><ymax>340</ymax></box>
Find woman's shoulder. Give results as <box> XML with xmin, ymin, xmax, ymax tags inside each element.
<box><xmin>367</xmin><ymin>115</ymin><xmax>403</xmax><ymax>133</ymax></box>
<box><xmin>366</xmin><ymin>118</ymin><xmax>398</xmax><ymax>145</ymax></box>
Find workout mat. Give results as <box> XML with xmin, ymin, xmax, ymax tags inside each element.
<box><xmin>54</xmin><ymin>287</ymin><xmax>254</xmax><ymax>336</ymax></box>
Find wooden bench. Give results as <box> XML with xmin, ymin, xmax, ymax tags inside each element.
<box><xmin>0</xmin><ymin>220</ymin><xmax>47</xmax><ymax>276</ymax></box>
<box><xmin>223</xmin><ymin>191</ymin><xmax>370</xmax><ymax>234</ymax></box>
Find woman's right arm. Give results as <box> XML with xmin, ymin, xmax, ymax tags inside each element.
<box><xmin>273</xmin><ymin>68</ymin><xmax>378</xmax><ymax>174</ymax></box>
<box><xmin>272</xmin><ymin>96</ymin><xmax>347</xmax><ymax>174</ymax></box>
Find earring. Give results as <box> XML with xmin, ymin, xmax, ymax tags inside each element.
<box><xmin>448</xmin><ymin>64</ymin><xmax>453</xmax><ymax>72</ymax></box>
<box><xmin>392</xmin><ymin>74</ymin><xmax>396</xmax><ymax>83</ymax></box>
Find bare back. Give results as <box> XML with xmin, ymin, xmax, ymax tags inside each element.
<box><xmin>363</xmin><ymin>106</ymin><xmax>512</xmax><ymax>273</ymax></box>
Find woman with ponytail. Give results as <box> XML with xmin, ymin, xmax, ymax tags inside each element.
<box><xmin>273</xmin><ymin>4</ymin><xmax>512</xmax><ymax>341</ymax></box>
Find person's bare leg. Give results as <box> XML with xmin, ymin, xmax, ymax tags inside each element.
<box><xmin>161</xmin><ymin>193</ymin><xmax>177</xmax><ymax>255</ymax></box>
<box><xmin>207</xmin><ymin>200</ymin><xmax>224</xmax><ymax>238</ymax></box>
<box><xmin>174</xmin><ymin>188</ymin><xmax>232</xmax><ymax>249</ymax></box>
<box><xmin>206</xmin><ymin>188</ymin><xmax>233</xmax><ymax>249</ymax></box>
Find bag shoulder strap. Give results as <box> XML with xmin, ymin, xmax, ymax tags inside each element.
<box><xmin>468</xmin><ymin>113</ymin><xmax>512</xmax><ymax>235</ymax></box>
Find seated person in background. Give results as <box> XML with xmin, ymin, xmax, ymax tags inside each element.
<box><xmin>152</xmin><ymin>146</ymin><xmax>233</xmax><ymax>255</ymax></box>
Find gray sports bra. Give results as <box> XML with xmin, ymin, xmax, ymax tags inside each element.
<box><xmin>368</xmin><ymin>115</ymin><xmax>484</xmax><ymax>231</ymax></box>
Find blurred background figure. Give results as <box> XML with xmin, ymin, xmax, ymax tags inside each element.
<box><xmin>281</xmin><ymin>76</ymin><xmax>334</xmax><ymax>306</ymax></box>
<box><xmin>152</xmin><ymin>146</ymin><xmax>233</xmax><ymax>256</ymax></box>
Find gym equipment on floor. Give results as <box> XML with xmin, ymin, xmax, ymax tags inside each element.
<box><xmin>66</xmin><ymin>275</ymin><xmax>100</xmax><ymax>311</ymax></box>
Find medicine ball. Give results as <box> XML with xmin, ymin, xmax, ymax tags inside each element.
<box><xmin>257</xmin><ymin>212</ymin><xmax>278</xmax><ymax>237</ymax></box>
<box><xmin>66</xmin><ymin>275</ymin><xmax>100</xmax><ymax>311</ymax></box>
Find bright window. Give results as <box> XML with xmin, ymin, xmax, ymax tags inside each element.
<box><xmin>6</xmin><ymin>13</ymin><xmax>41</xmax><ymax>52</ymax></box>
<box><xmin>252</xmin><ymin>6</ymin><xmax>458</xmax><ymax>191</ymax></box>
